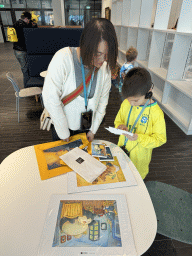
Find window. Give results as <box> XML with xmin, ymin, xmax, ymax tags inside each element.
<box><xmin>65</xmin><ymin>0</ymin><xmax>101</xmax><ymax>27</ymax></box>
<box><xmin>11</xmin><ymin>0</ymin><xmax>26</xmax><ymax>8</ymax></box>
<box><xmin>0</xmin><ymin>11</ymin><xmax>12</xmax><ymax>25</ymax></box>
<box><xmin>26</xmin><ymin>0</ymin><xmax>41</xmax><ymax>9</ymax></box>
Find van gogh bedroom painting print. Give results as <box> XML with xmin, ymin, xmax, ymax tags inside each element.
<box><xmin>52</xmin><ymin>200</ymin><xmax>122</xmax><ymax>247</ymax></box>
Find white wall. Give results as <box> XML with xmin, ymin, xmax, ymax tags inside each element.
<box><xmin>101</xmin><ymin>0</ymin><xmax>112</xmax><ymax>18</ymax></box>
<box><xmin>52</xmin><ymin>0</ymin><xmax>65</xmax><ymax>26</ymax></box>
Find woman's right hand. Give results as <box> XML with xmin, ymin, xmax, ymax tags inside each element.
<box><xmin>117</xmin><ymin>124</ymin><xmax>128</xmax><ymax>131</ymax></box>
<box><xmin>63</xmin><ymin>137</ymin><xmax>70</xmax><ymax>142</ymax></box>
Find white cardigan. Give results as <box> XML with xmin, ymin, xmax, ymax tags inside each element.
<box><xmin>42</xmin><ymin>47</ymin><xmax>111</xmax><ymax>140</ymax></box>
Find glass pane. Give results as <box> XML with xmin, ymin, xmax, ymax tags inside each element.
<box><xmin>183</xmin><ymin>41</ymin><xmax>192</xmax><ymax>80</ymax></box>
<box><xmin>3</xmin><ymin>27</ymin><xmax>8</xmax><ymax>40</ymax></box>
<box><xmin>44</xmin><ymin>10</ymin><xmax>54</xmax><ymax>25</ymax></box>
<box><xmin>161</xmin><ymin>33</ymin><xmax>175</xmax><ymax>70</ymax></box>
<box><xmin>15</xmin><ymin>10</ymin><xmax>24</xmax><ymax>21</ymax></box>
<box><xmin>41</xmin><ymin>0</ymin><xmax>52</xmax><ymax>9</ymax></box>
<box><xmin>0</xmin><ymin>0</ymin><xmax>11</xmax><ymax>8</ymax></box>
<box><xmin>0</xmin><ymin>11</ymin><xmax>13</xmax><ymax>25</ymax></box>
<box><xmin>11</xmin><ymin>0</ymin><xmax>26</xmax><ymax>8</ymax></box>
<box><xmin>65</xmin><ymin>0</ymin><xmax>101</xmax><ymax>26</ymax></box>
<box><xmin>67</xmin><ymin>9</ymin><xmax>80</xmax><ymax>25</ymax></box>
<box><xmin>26</xmin><ymin>0</ymin><xmax>41</xmax><ymax>9</ymax></box>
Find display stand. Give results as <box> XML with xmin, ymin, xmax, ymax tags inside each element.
<box><xmin>111</xmin><ymin>0</ymin><xmax>192</xmax><ymax>135</ymax></box>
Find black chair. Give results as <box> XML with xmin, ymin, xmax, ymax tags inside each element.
<box><xmin>23</xmin><ymin>27</ymin><xmax>83</xmax><ymax>88</ymax></box>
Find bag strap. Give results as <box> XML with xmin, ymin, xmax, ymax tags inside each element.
<box><xmin>130</xmin><ymin>99</ymin><xmax>150</xmax><ymax>133</ymax></box>
<box><xmin>62</xmin><ymin>48</ymin><xmax>98</xmax><ymax>106</ymax></box>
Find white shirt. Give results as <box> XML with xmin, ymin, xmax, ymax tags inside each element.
<box><xmin>42</xmin><ymin>47</ymin><xmax>111</xmax><ymax>140</ymax></box>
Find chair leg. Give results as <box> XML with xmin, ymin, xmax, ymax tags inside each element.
<box><xmin>35</xmin><ymin>95</ymin><xmax>38</xmax><ymax>102</ymax></box>
<box><xmin>18</xmin><ymin>97</ymin><xmax>19</xmax><ymax>123</ymax></box>
<box><xmin>40</xmin><ymin>94</ymin><xmax>44</xmax><ymax>108</ymax></box>
<box><xmin>16</xmin><ymin>97</ymin><xmax>17</xmax><ymax>112</ymax></box>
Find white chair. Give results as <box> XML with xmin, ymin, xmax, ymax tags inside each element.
<box><xmin>6</xmin><ymin>72</ymin><xmax>43</xmax><ymax>123</ymax></box>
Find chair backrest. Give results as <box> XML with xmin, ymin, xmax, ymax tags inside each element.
<box><xmin>6</xmin><ymin>72</ymin><xmax>20</xmax><ymax>94</ymax></box>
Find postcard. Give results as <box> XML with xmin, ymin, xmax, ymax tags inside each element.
<box><xmin>105</xmin><ymin>126</ymin><xmax>133</xmax><ymax>136</ymax></box>
<box><xmin>43</xmin><ymin>139</ymin><xmax>83</xmax><ymax>170</ymax></box>
<box><xmin>37</xmin><ymin>194</ymin><xmax>137</xmax><ymax>256</ymax></box>
<box><xmin>67</xmin><ymin>155</ymin><xmax>137</xmax><ymax>194</ymax></box>
<box><xmin>91</xmin><ymin>143</ymin><xmax>107</xmax><ymax>158</ymax></box>
<box><xmin>59</xmin><ymin>147</ymin><xmax>106</xmax><ymax>183</ymax></box>
<box><xmin>99</xmin><ymin>146</ymin><xmax>114</xmax><ymax>161</ymax></box>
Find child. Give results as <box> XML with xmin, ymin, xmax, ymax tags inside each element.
<box><xmin>119</xmin><ymin>46</ymin><xmax>138</xmax><ymax>92</ymax></box>
<box><xmin>114</xmin><ymin>67</ymin><xmax>167</xmax><ymax>179</ymax></box>
<box><xmin>111</xmin><ymin>64</ymin><xmax>120</xmax><ymax>89</ymax></box>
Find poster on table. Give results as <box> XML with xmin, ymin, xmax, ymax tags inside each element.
<box><xmin>34</xmin><ymin>133</ymin><xmax>91</xmax><ymax>180</ymax></box>
<box><xmin>37</xmin><ymin>194</ymin><xmax>137</xmax><ymax>256</ymax></box>
<box><xmin>67</xmin><ymin>153</ymin><xmax>137</xmax><ymax>194</ymax></box>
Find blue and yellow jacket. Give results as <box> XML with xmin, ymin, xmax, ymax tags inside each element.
<box><xmin>114</xmin><ymin>99</ymin><xmax>167</xmax><ymax>179</ymax></box>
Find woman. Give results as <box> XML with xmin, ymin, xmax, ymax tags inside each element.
<box><xmin>42</xmin><ymin>18</ymin><xmax>118</xmax><ymax>142</ymax></box>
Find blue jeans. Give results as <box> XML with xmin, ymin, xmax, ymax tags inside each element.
<box><xmin>14</xmin><ymin>50</ymin><xmax>30</xmax><ymax>88</ymax></box>
<box><xmin>111</xmin><ymin>78</ymin><xmax>119</xmax><ymax>89</ymax></box>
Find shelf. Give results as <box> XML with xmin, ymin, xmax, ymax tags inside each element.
<box><xmin>167</xmin><ymin>80</ymin><xmax>192</xmax><ymax>99</ymax></box>
<box><xmin>119</xmin><ymin>48</ymin><xmax>126</xmax><ymax>55</ymax></box>
<box><xmin>114</xmin><ymin>0</ymin><xmax>192</xmax><ymax>135</ymax></box>
<box><xmin>162</xmin><ymin>103</ymin><xmax>190</xmax><ymax>131</ymax></box>
<box><xmin>149</xmin><ymin>68</ymin><xmax>167</xmax><ymax>80</ymax></box>
<box><xmin>137</xmin><ymin>60</ymin><xmax>148</xmax><ymax>68</ymax></box>
<box><xmin>153</xmin><ymin>92</ymin><xmax>162</xmax><ymax>103</ymax></box>
<box><xmin>138</xmin><ymin>27</ymin><xmax>153</xmax><ymax>31</ymax></box>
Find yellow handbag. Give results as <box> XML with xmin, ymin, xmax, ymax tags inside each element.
<box><xmin>7</xmin><ymin>27</ymin><xmax>18</xmax><ymax>42</ymax></box>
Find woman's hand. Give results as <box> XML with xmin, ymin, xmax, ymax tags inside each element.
<box><xmin>63</xmin><ymin>137</ymin><xmax>70</xmax><ymax>142</ymax></box>
<box><xmin>122</xmin><ymin>73</ymin><xmax>125</xmax><ymax>79</ymax></box>
<box><xmin>86</xmin><ymin>131</ymin><xmax>94</xmax><ymax>142</ymax></box>
<box><xmin>117</xmin><ymin>124</ymin><xmax>128</xmax><ymax>131</ymax></box>
<box><xmin>123</xmin><ymin>133</ymin><xmax>138</xmax><ymax>141</ymax></box>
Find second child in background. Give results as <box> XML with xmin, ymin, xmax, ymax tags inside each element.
<box><xmin>119</xmin><ymin>46</ymin><xmax>138</xmax><ymax>92</ymax></box>
<box><xmin>111</xmin><ymin>65</ymin><xmax>120</xmax><ymax>89</ymax></box>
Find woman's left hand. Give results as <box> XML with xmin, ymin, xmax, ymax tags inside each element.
<box><xmin>123</xmin><ymin>133</ymin><xmax>138</xmax><ymax>141</ymax></box>
<box><xmin>87</xmin><ymin>131</ymin><xmax>94</xmax><ymax>142</ymax></box>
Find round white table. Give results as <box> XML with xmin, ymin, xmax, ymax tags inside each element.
<box><xmin>0</xmin><ymin>140</ymin><xmax>157</xmax><ymax>256</ymax></box>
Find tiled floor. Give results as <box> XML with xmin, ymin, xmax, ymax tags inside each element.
<box><xmin>0</xmin><ymin>42</ymin><xmax>192</xmax><ymax>255</ymax></box>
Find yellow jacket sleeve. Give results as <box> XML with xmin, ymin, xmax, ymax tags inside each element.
<box><xmin>137</xmin><ymin>109</ymin><xmax>167</xmax><ymax>149</ymax></box>
<box><xmin>114</xmin><ymin>101</ymin><xmax>127</xmax><ymax>128</ymax></box>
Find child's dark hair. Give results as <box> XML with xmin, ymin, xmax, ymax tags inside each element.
<box><xmin>126</xmin><ymin>46</ymin><xmax>138</xmax><ymax>62</ymax></box>
<box><xmin>122</xmin><ymin>67</ymin><xmax>152</xmax><ymax>98</ymax></box>
<box><xmin>21</xmin><ymin>11</ymin><xmax>31</xmax><ymax>20</ymax></box>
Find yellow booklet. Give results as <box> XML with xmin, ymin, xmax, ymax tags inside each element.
<box><xmin>34</xmin><ymin>133</ymin><xmax>91</xmax><ymax>180</ymax></box>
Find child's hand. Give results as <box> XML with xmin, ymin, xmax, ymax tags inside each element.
<box><xmin>117</xmin><ymin>124</ymin><xmax>128</xmax><ymax>131</ymax></box>
<box><xmin>123</xmin><ymin>133</ymin><xmax>138</xmax><ymax>141</ymax></box>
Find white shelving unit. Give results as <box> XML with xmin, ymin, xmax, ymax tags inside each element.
<box><xmin>111</xmin><ymin>0</ymin><xmax>192</xmax><ymax>135</ymax></box>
